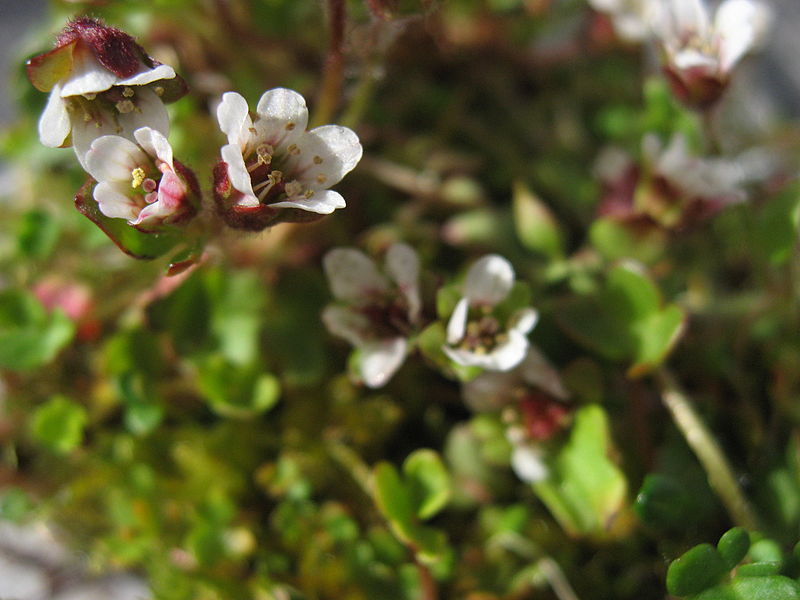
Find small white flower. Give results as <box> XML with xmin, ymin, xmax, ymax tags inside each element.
<box><xmin>652</xmin><ymin>0</ymin><xmax>772</xmax><ymax>107</ymax></box>
<box><xmin>588</xmin><ymin>0</ymin><xmax>659</xmax><ymax>42</ymax></box>
<box><xmin>322</xmin><ymin>243</ymin><xmax>421</xmax><ymax>388</ymax></box>
<box><xmin>214</xmin><ymin>88</ymin><xmax>362</xmax><ymax>229</ymax></box>
<box><xmin>29</xmin><ymin>18</ymin><xmax>181</xmax><ymax>169</ymax></box>
<box><xmin>443</xmin><ymin>255</ymin><xmax>538</xmax><ymax>372</ymax></box>
<box><xmin>84</xmin><ymin>127</ymin><xmax>197</xmax><ymax>231</ymax></box>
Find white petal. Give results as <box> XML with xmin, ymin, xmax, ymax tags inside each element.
<box><xmin>38</xmin><ymin>84</ymin><xmax>71</xmax><ymax>148</ymax></box>
<box><xmin>511</xmin><ymin>444</ymin><xmax>548</xmax><ymax>483</ymax></box>
<box><xmin>463</xmin><ymin>254</ymin><xmax>515</xmax><ymax>306</ymax></box>
<box><xmin>85</xmin><ymin>135</ymin><xmax>147</xmax><ymax>183</ymax></box>
<box><xmin>254</xmin><ymin>88</ymin><xmax>308</xmax><ymax>150</ymax></box>
<box><xmin>299</xmin><ymin>125</ymin><xmax>362</xmax><ymax>188</ymax></box>
<box><xmin>486</xmin><ymin>329</ymin><xmax>530</xmax><ymax>371</ymax></box>
<box><xmin>462</xmin><ymin>369</ymin><xmax>518</xmax><ymax>412</ymax></box>
<box><xmin>672</xmin><ymin>48</ymin><xmax>719</xmax><ymax>71</ymax></box>
<box><xmin>134</xmin><ymin>127</ymin><xmax>174</xmax><ymax>168</ymax></box>
<box><xmin>671</xmin><ymin>0</ymin><xmax>710</xmax><ymax>38</ymax></box>
<box><xmin>446</xmin><ymin>297</ymin><xmax>470</xmax><ymax>345</ymax></box>
<box><xmin>221</xmin><ymin>143</ymin><xmax>258</xmax><ymax>205</ymax></box>
<box><xmin>384</xmin><ymin>243</ymin><xmax>421</xmax><ymax>322</ymax></box>
<box><xmin>59</xmin><ymin>49</ymin><xmax>117</xmax><ymax>96</ymax></box>
<box><xmin>520</xmin><ymin>346</ymin><xmax>569</xmax><ymax>400</ymax></box>
<box><xmin>323</xmin><ymin>248</ymin><xmax>390</xmax><ymax>302</ymax></box>
<box><xmin>322</xmin><ymin>305</ymin><xmax>371</xmax><ymax>347</ymax></box>
<box><xmin>118</xmin><ymin>63</ymin><xmax>176</xmax><ymax>86</ymax></box>
<box><xmin>217</xmin><ymin>91</ymin><xmax>253</xmax><ymax>149</ymax></box>
<box><xmin>120</xmin><ymin>87</ymin><xmax>170</xmax><ymax>137</ymax></box>
<box><xmin>360</xmin><ymin>337</ymin><xmax>408</xmax><ymax>388</ymax></box>
<box><xmin>716</xmin><ymin>0</ymin><xmax>772</xmax><ymax>71</ymax></box>
<box><xmin>93</xmin><ymin>181</ymin><xmax>139</xmax><ymax>220</ymax></box>
<box><xmin>508</xmin><ymin>308</ymin><xmax>539</xmax><ymax>336</ymax></box>
<box><xmin>268</xmin><ymin>189</ymin><xmax>346</xmax><ymax>214</ymax></box>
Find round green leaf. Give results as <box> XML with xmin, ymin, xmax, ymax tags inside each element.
<box><xmin>666</xmin><ymin>543</ymin><xmax>728</xmax><ymax>597</ymax></box>
<box><xmin>717</xmin><ymin>527</ymin><xmax>750</xmax><ymax>569</ymax></box>
<box><xmin>30</xmin><ymin>396</ymin><xmax>88</xmax><ymax>454</ymax></box>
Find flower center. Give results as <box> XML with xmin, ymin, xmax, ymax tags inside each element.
<box><xmin>459</xmin><ymin>313</ymin><xmax>505</xmax><ymax>355</ymax></box>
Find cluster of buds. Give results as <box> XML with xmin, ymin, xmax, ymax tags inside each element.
<box><xmin>27</xmin><ymin>18</ymin><xmax>362</xmax><ymax>262</ymax></box>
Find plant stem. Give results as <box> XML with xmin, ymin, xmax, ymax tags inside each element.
<box><xmin>415</xmin><ymin>556</ymin><xmax>438</xmax><ymax>600</ymax></box>
<box><xmin>657</xmin><ymin>370</ymin><xmax>759</xmax><ymax>530</ymax></box>
<box><xmin>312</xmin><ymin>0</ymin><xmax>346</xmax><ymax>127</ymax></box>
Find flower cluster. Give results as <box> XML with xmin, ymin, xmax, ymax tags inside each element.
<box><xmin>27</xmin><ymin>18</ymin><xmax>362</xmax><ymax>261</ymax></box>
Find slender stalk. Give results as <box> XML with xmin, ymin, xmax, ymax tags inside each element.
<box><xmin>414</xmin><ymin>556</ymin><xmax>438</xmax><ymax>600</ymax></box>
<box><xmin>312</xmin><ymin>0</ymin><xmax>346</xmax><ymax>127</ymax></box>
<box><xmin>657</xmin><ymin>370</ymin><xmax>759</xmax><ymax>530</ymax></box>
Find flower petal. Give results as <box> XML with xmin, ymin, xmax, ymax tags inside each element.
<box><xmin>463</xmin><ymin>369</ymin><xmax>518</xmax><ymax>412</ymax></box>
<box><xmin>360</xmin><ymin>337</ymin><xmax>408</xmax><ymax>388</ymax></box>
<box><xmin>508</xmin><ymin>308</ymin><xmax>538</xmax><ymax>336</ymax></box>
<box><xmin>323</xmin><ymin>248</ymin><xmax>390</xmax><ymax>302</ymax></box>
<box><xmin>446</xmin><ymin>297</ymin><xmax>470</xmax><ymax>345</ymax></box>
<box><xmin>217</xmin><ymin>91</ymin><xmax>253</xmax><ymax>149</ymax></box>
<box><xmin>716</xmin><ymin>0</ymin><xmax>772</xmax><ymax>72</ymax></box>
<box><xmin>385</xmin><ymin>243</ymin><xmax>421</xmax><ymax>323</ymax></box>
<box><xmin>511</xmin><ymin>444</ymin><xmax>548</xmax><ymax>483</ymax></box>
<box><xmin>38</xmin><ymin>84</ymin><xmax>71</xmax><ymax>148</ymax></box>
<box><xmin>268</xmin><ymin>189</ymin><xmax>346</xmax><ymax>214</ymax></box>
<box><xmin>85</xmin><ymin>134</ymin><xmax>147</xmax><ymax>183</ymax></box>
<box><xmin>134</xmin><ymin>126</ymin><xmax>173</xmax><ymax>168</ymax></box>
<box><xmin>300</xmin><ymin>125</ymin><xmax>363</xmax><ymax>188</ymax></box>
<box><xmin>93</xmin><ymin>181</ymin><xmax>139</xmax><ymax>220</ymax></box>
<box><xmin>463</xmin><ymin>254</ymin><xmax>515</xmax><ymax>306</ymax></box>
<box><xmin>520</xmin><ymin>346</ymin><xmax>569</xmax><ymax>400</ymax></box>
<box><xmin>322</xmin><ymin>305</ymin><xmax>371</xmax><ymax>347</ymax></box>
<box><xmin>254</xmin><ymin>87</ymin><xmax>308</xmax><ymax>151</ymax></box>
<box><xmin>221</xmin><ymin>143</ymin><xmax>258</xmax><ymax>206</ymax></box>
<box><xmin>59</xmin><ymin>48</ymin><xmax>118</xmax><ymax>96</ymax></box>
<box><xmin>118</xmin><ymin>63</ymin><xmax>176</xmax><ymax>86</ymax></box>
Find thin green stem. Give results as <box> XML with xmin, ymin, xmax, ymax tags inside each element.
<box><xmin>657</xmin><ymin>370</ymin><xmax>759</xmax><ymax>530</ymax></box>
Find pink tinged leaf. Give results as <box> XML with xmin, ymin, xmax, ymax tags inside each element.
<box><xmin>58</xmin><ymin>17</ymin><xmax>144</xmax><ymax>79</ymax></box>
<box><xmin>26</xmin><ymin>41</ymin><xmax>77</xmax><ymax>92</ymax></box>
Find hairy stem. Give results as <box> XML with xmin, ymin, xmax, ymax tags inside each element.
<box><xmin>657</xmin><ymin>369</ymin><xmax>759</xmax><ymax>530</ymax></box>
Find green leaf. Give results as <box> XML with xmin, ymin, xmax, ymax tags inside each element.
<box><xmin>735</xmin><ymin>563</ymin><xmax>782</xmax><ymax>577</ymax></box>
<box><xmin>691</xmin><ymin>576</ymin><xmax>800</xmax><ymax>600</ymax></box>
<box><xmin>589</xmin><ymin>218</ymin><xmax>666</xmax><ymax>264</ymax></box>
<box><xmin>635</xmin><ymin>474</ymin><xmax>694</xmax><ymax>529</ymax></box>
<box><xmin>17</xmin><ymin>209</ymin><xmax>60</xmax><ymax>259</ymax></box>
<box><xmin>512</xmin><ymin>180</ymin><xmax>563</xmax><ymax>258</ymax></box>
<box><xmin>666</xmin><ymin>543</ymin><xmax>728</xmax><ymax>597</ymax></box>
<box><xmin>0</xmin><ymin>290</ymin><xmax>74</xmax><ymax>371</ymax></box>
<box><xmin>30</xmin><ymin>396</ymin><xmax>88</xmax><ymax>454</ymax></box>
<box><xmin>196</xmin><ymin>355</ymin><xmax>281</xmax><ymax>419</ymax></box>
<box><xmin>717</xmin><ymin>528</ymin><xmax>750</xmax><ymax>570</ymax></box>
<box><xmin>0</xmin><ymin>488</ymin><xmax>35</xmax><ymax>522</ymax></box>
<box><xmin>206</xmin><ymin>269</ymin><xmax>266</xmax><ymax>366</ymax></box>
<box><xmin>533</xmin><ymin>405</ymin><xmax>627</xmax><ymax>537</ymax></box>
<box><xmin>403</xmin><ymin>449</ymin><xmax>452</xmax><ymax>520</ymax></box>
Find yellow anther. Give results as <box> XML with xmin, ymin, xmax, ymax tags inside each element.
<box><xmin>268</xmin><ymin>170</ymin><xmax>283</xmax><ymax>184</ymax></box>
<box><xmin>315</xmin><ymin>174</ymin><xmax>327</xmax><ymax>184</ymax></box>
<box><xmin>154</xmin><ymin>86</ymin><xmax>165</xmax><ymax>97</ymax></box>
<box><xmin>116</xmin><ymin>99</ymin><xmax>135</xmax><ymax>114</ymax></box>
<box><xmin>285</xmin><ymin>180</ymin><xmax>303</xmax><ymax>197</ymax></box>
<box><xmin>131</xmin><ymin>167</ymin><xmax>146</xmax><ymax>189</ymax></box>
<box><xmin>122</xmin><ymin>87</ymin><xmax>135</xmax><ymax>98</ymax></box>
<box><xmin>256</xmin><ymin>144</ymin><xmax>274</xmax><ymax>165</ymax></box>
<box><xmin>286</xmin><ymin>122</ymin><xmax>296</xmax><ymax>131</ymax></box>
<box><xmin>287</xmin><ymin>143</ymin><xmax>300</xmax><ymax>156</ymax></box>
<box><xmin>304</xmin><ymin>189</ymin><xmax>315</xmax><ymax>199</ymax></box>
<box><xmin>313</xmin><ymin>155</ymin><xmax>323</xmax><ymax>164</ymax></box>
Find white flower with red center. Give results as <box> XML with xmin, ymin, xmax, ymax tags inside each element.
<box><xmin>213</xmin><ymin>88</ymin><xmax>362</xmax><ymax>230</ymax></box>
<box><xmin>463</xmin><ymin>347</ymin><xmax>571</xmax><ymax>483</ymax></box>
<box><xmin>443</xmin><ymin>255</ymin><xmax>538</xmax><ymax>372</ymax></box>
<box><xmin>83</xmin><ymin>127</ymin><xmax>199</xmax><ymax>232</ymax></box>
<box><xmin>27</xmin><ymin>18</ymin><xmax>185</xmax><ymax>169</ymax></box>
<box><xmin>322</xmin><ymin>243</ymin><xmax>421</xmax><ymax>388</ymax></box>
<box><xmin>651</xmin><ymin>0</ymin><xmax>772</xmax><ymax>108</ymax></box>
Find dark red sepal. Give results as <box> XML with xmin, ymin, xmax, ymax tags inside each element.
<box><xmin>56</xmin><ymin>17</ymin><xmax>145</xmax><ymax>79</ymax></box>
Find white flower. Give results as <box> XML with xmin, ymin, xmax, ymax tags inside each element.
<box><xmin>322</xmin><ymin>243</ymin><xmax>421</xmax><ymax>388</ymax></box>
<box><xmin>83</xmin><ymin>127</ymin><xmax>198</xmax><ymax>231</ymax></box>
<box><xmin>443</xmin><ymin>255</ymin><xmax>538</xmax><ymax>372</ymax></box>
<box><xmin>214</xmin><ymin>88</ymin><xmax>362</xmax><ymax>230</ymax></box>
<box><xmin>588</xmin><ymin>0</ymin><xmax>659</xmax><ymax>42</ymax></box>
<box><xmin>651</xmin><ymin>0</ymin><xmax>772</xmax><ymax>107</ymax></box>
<box><xmin>29</xmin><ymin>18</ymin><xmax>181</xmax><ymax>169</ymax></box>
